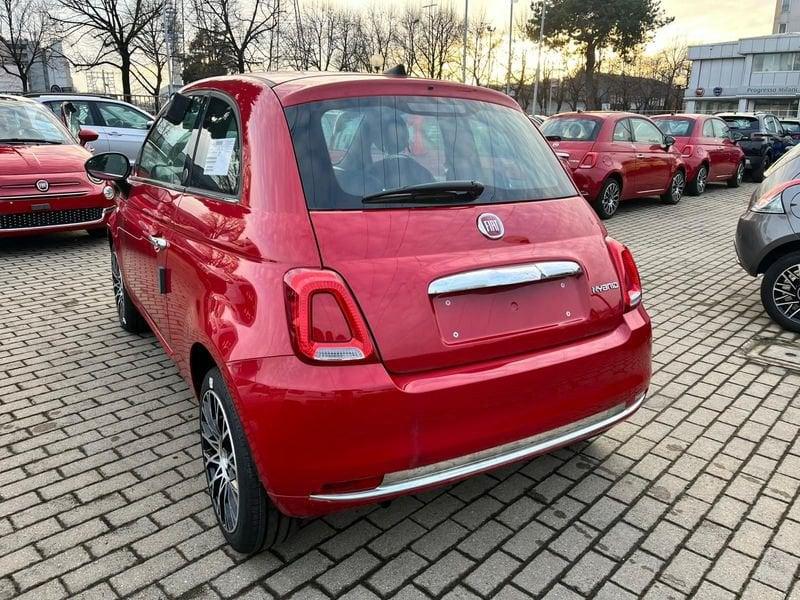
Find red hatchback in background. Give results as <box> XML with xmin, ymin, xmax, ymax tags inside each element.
<box><xmin>86</xmin><ymin>73</ymin><xmax>652</xmax><ymax>554</ymax></box>
<box><xmin>652</xmin><ymin>114</ymin><xmax>745</xmax><ymax>195</ymax></box>
<box><xmin>541</xmin><ymin>112</ymin><xmax>686</xmax><ymax>219</ymax></box>
<box><xmin>0</xmin><ymin>95</ymin><xmax>115</xmax><ymax>237</ymax></box>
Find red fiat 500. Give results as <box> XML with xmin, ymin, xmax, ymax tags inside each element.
<box><xmin>86</xmin><ymin>74</ymin><xmax>652</xmax><ymax>553</ymax></box>
<box><xmin>652</xmin><ymin>114</ymin><xmax>746</xmax><ymax>195</ymax></box>
<box><xmin>0</xmin><ymin>95</ymin><xmax>115</xmax><ymax>237</ymax></box>
<box><xmin>541</xmin><ymin>112</ymin><xmax>686</xmax><ymax>219</ymax></box>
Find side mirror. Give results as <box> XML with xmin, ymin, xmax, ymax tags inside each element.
<box><xmin>663</xmin><ymin>135</ymin><xmax>676</xmax><ymax>148</ymax></box>
<box><xmin>164</xmin><ymin>93</ymin><xmax>190</xmax><ymax>125</ymax></box>
<box><xmin>78</xmin><ymin>128</ymin><xmax>99</xmax><ymax>146</ymax></box>
<box><xmin>85</xmin><ymin>152</ymin><xmax>130</xmax><ymax>183</ymax></box>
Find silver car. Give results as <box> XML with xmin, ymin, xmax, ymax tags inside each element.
<box><xmin>33</xmin><ymin>95</ymin><xmax>152</xmax><ymax>162</ymax></box>
<box><xmin>735</xmin><ymin>143</ymin><xmax>800</xmax><ymax>332</ymax></box>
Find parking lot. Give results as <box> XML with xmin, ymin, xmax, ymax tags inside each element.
<box><xmin>0</xmin><ymin>181</ymin><xmax>798</xmax><ymax>599</ymax></box>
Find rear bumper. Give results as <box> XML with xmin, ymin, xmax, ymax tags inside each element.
<box><xmin>569</xmin><ymin>168</ymin><xmax>605</xmax><ymax>201</ymax></box>
<box><xmin>226</xmin><ymin>306</ymin><xmax>652</xmax><ymax>517</ymax></box>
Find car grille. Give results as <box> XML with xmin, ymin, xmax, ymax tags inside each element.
<box><xmin>0</xmin><ymin>208</ymin><xmax>103</xmax><ymax>230</ymax></box>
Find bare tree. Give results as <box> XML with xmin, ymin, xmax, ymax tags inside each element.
<box><xmin>53</xmin><ymin>0</ymin><xmax>164</xmax><ymax>99</ymax></box>
<box><xmin>399</xmin><ymin>3</ymin><xmax>461</xmax><ymax>80</ymax></box>
<box><xmin>282</xmin><ymin>0</ymin><xmax>338</xmax><ymax>71</ymax></box>
<box><xmin>0</xmin><ymin>0</ymin><xmax>52</xmax><ymax>92</ymax></box>
<box><xmin>192</xmin><ymin>0</ymin><xmax>278</xmax><ymax>73</ymax></box>
<box><xmin>359</xmin><ymin>3</ymin><xmax>400</xmax><ymax>72</ymax></box>
<box><xmin>463</xmin><ymin>11</ymin><xmax>499</xmax><ymax>86</ymax></box>
<box><xmin>130</xmin><ymin>12</ymin><xmax>167</xmax><ymax>108</ymax></box>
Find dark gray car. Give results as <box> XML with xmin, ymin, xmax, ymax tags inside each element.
<box><xmin>735</xmin><ymin>143</ymin><xmax>800</xmax><ymax>332</ymax></box>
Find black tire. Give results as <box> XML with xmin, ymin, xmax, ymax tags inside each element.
<box><xmin>110</xmin><ymin>248</ymin><xmax>147</xmax><ymax>333</ymax></box>
<box><xmin>87</xmin><ymin>227</ymin><xmax>107</xmax><ymax>239</ymax></box>
<box><xmin>661</xmin><ymin>170</ymin><xmax>685</xmax><ymax>205</ymax></box>
<box><xmin>686</xmin><ymin>164</ymin><xmax>708</xmax><ymax>196</ymax></box>
<box><xmin>199</xmin><ymin>367</ymin><xmax>296</xmax><ymax>553</ymax></box>
<box><xmin>727</xmin><ymin>161</ymin><xmax>745</xmax><ymax>188</ymax></box>
<box><xmin>751</xmin><ymin>155</ymin><xmax>771</xmax><ymax>183</ymax></box>
<box><xmin>593</xmin><ymin>178</ymin><xmax>622</xmax><ymax>220</ymax></box>
<box><xmin>760</xmin><ymin>252</ymin><xmax>800</xmax><ymax>333</ymax></box>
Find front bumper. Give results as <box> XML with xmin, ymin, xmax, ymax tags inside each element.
<box><xmin>0</xmin><ymin>196</ymin><xmax>114</xmax><ymax>237</ymax></box>
<box><xmin>226</xmin><ymin>306</ymin><xmax>652</xmax><ymax>517</ymax></box>
<box><xmin>736</xmin><ymin>209</ymin><xmax>798</xmax><ymax>275</ymax></box>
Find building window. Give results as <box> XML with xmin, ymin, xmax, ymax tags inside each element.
<box><xmin>783</xmin><ymin>0</ymin><xmax>791</xmax><ymax>12</ymax></box>
<box><xmin>753</xmin><ymin>52</ymin><xmax>800</xmax><ymax>72</ymax></box>
<box><xmin>780</xmin><ymin>23</ymin><xmax>788</xmax><ymax>33</ymax></box>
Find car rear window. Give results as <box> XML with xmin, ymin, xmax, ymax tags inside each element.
<box><xmin>654</xmin><ymin>118</ymin><xmax>694</xmax><ymax>136</ymax></box>
<box><xmin>284</xmin><ymin>96</ymin><xmax>575</xmax><ymax>210</ymax></box>
<box><xmin>721</xmin><ymin>117</ymin><xmax>758</xmax><ymax>131</ymax></box>
<box><xmin>541</xmin><ymin>117</ymin><xmax>601</xmax><ymax>141</ymax></box>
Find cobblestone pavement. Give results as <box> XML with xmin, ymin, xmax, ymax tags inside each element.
<box><xmin>1</xmin><ymin>181</ymin><xmax>800</xmax><ymax>600</ymax></box>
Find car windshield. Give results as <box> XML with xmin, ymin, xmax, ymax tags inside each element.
<box><xmin>654</xmin><ymin>118</ymin><xmax>694</xmax><ymax>136</ymax></box>
<box><xmin>541</xmin><ymin>117</ymin><xmax>601</xmax><ymax>141</ymax></box>
<box><xmin>0</xmin><ymin>101</ymin><xmax>72</xmax><ymax>144</ymax></box>
<box><xmin>782</xmin><ymin>121</ymin><xmax>800</xmax><ymax>133</ymax></box>
<box><xmin>721</xmin><ymin>117</ymin><xmax>759</xmax><ymax>131</ymax></box>
<box><xmin>285</xmin><ymin>96</ymin><xmax>575</xmax><ymax>210</ymax></box>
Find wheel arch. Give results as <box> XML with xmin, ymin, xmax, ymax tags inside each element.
<box><xmin>757</xmin><ymin>240</ymin><xmax>800</xmax><ymax>275</ymax></box>
<box><xmin>190</xmin><ymin>342</ymin><xmax>219</xmax><ymax>399</ymax></box>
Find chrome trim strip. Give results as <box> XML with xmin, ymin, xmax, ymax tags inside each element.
<box><xmin>310</xmin><ymin>392</ymin><xmax>646</xmax><ymax>502</ymax></box>
<box><xmin>0</xmin><ymin>192</ymin><xmax>88</xmax><ymax>201</ymax></box>
<box><xmin>0</xmin><ymin>206</ymin><xmax>113</xmax><ymax>233</ymax></box>
<box><xmin>428</xmin><ymin>261</ymin><xmax>582</xmax><ymax>295</ymax></box>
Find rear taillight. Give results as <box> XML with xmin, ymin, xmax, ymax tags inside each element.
<box><xmin>578</xmin><ymin>152</ymin><xmax>598</xmax><ymax>169</ymax></box>
<box><xmin>605</xmin><ymin>237</ymin><xmax>642</xmax><ymax>311</ymax></box>
<box><xmin>284</xmin><ymin>268</ymin><xmax>376</xmax><ymax>363</ymax></box>
<box><xmin>681</xmin><ymin>145</ymin><xmax>694</xmax><ymax>158</ymax></box>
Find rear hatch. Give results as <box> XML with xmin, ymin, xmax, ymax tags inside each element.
<box><xmin>540</xmin><ymin>116</ymin><xmax>602</xmax><ymax>169</ymax></box>
<box><xmin>285</xmin><ymin>96</ymin><xmax>626</xmax><ymax>374</ymax></box>
<box><xmin>721</xmin><ymin>116</ymin><xmax>763</xmax><ymax>156</ymax></box>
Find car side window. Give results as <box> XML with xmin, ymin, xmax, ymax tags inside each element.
<box><xmin>631</xmin><ymin>119</ymin><xmax>664</xmax><ymax>144</ymax></box>
<box><xmin>137</xmin><ymin>95</ymin><xmax>206</xmax><ymax>187</ymax></box>
<box><xmin>96</xmin><ymin>102</ymin><xmax>150</xmax><ymax>130</ymax></box>
<box><xmin>46</xmin><ymin>100</ymin><xmax>95</xmax><ymax>126</ymax></box>
<box><xmin>702</xmin><ymin>120</ymin><xmax>715</xmax><ymax>138</ymax></box>
<box><xmin>765</xmin><ymin>117</ymin><xmax>779</xmax><ymax>134</ymax></box>
<box><xmin>712</xmin><ymin>119</ymin><xmax>730</xmax><ymax>139</ymax></box>
<box><xmin>189</xmin><ymin>96</ymin><xmax>241</xmax><ymax>197</ymax></box>
<box><xmin>612</xmin><ymin>119</ymin><xmax>633</xmax><ymax>142</ymax></box>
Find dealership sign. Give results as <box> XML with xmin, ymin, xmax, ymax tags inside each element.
<box><xmin>744</xmin><ymin>86</ymin><xmax>800</xmax><ymax>95</ymax></box>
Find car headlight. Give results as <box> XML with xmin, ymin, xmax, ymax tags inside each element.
<box><xmin>750</xmin><ymin>192</ymin><xmax>785</xmax><ymax>214</ymax></box>
<box><xmin>102</xmin><ymin>185</ymin><xmax>116</xmax><ymax>200</ymax></box>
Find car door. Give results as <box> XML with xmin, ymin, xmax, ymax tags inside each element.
<box><xmin>764</xmin><ymin>116</ymin><xmax>784</xmax><ymax>158</ymax></box>
<box><xmin>609</xmin><ymin>118</ymin><xmax>638</xmax><ymax>199</ymax></box>
<box><xmin>43</xmin><ymin>99</ymin><xmax>109</xmax><ymax>154</ymax></box>
<box><xmin>117</xmin><ymin>94</ymin><xmax>207</xmax><ymax>350</ymax></box>
<box><xmin>94</xmin><ymin>101</ymin><xmax>152</xmax><ymax>163</ymax></box>
<box><xmin>630</xmin><ymin>118</ymin><xmax>672</xmax><ymax>195</ymax></box>
<box><xmin>701</xmin><ymin>118</ymin><xmax>726</xmax><ymax>179</ymax></box>
<box><xmin>713</xmin><ymin>118</ymin><xmax>737</xmax><ymax>178</ymax></box>
<box><xmin>167</xmin><ymin>93</ymin><xmax>245</xmax><ymax>371</ymax></box>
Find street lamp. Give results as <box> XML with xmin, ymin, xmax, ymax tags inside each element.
<box><xmin>532</xmin><ymin>0</ymin><xmax>547</xmax><ymax>114</ymax></box>
<box><xmin>506</xmin><ymin>0</ymin><xmax>518</xmax><ymax>96</ymax></box>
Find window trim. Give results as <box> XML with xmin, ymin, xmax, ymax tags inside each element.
<box><xmin>131</xmin><ymin>89</ymin><xmax>244</xmax><ymax>204</ymax></box>
<box><xmin>612</xmin><ymin>118</ymin><xmax>634</xmax><ymax>143</ymax></box>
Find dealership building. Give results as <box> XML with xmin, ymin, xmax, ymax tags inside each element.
<box><xmin>685</xmin><ymin>33</ymin><xmax>800</xmax><ymax>117</ymax></box>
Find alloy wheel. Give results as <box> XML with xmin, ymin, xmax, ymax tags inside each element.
<box><xmin>772</xmin><ymin>264</ymin><xmax>800</xmax><ymax>323</ymax></box>
<box><xmin>602</xmin><ymin>182</ymin><xmax>620</xmax><ymax>215</ymax></box>
<box><xmin>672</xmin><ymin>172</ymin><xmax>685</xmax><ymax>202</ymax></box>
<box><xmin>736</xmin><ymin>162</ymin><xmax>744</xmax><ymax>184</ymax></box>
<box><xmin>201</xmin><ymin>388</ymin><xmax>240</xmax><ymax>533</ymax></box>
<box><xmin>111</xmin><ymin>251</ymin><xmax>126</xmax><ymax>325</ymax></box>
<box><xmin>696</xmin><ymin>167</ymin><xmax>707</xmax><ymax>194</ymax></box>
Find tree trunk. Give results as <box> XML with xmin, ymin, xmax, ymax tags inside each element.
<box><xmin>584</xmin><ymin>42</ymin><xmax>597</xmax><ymax>110</ymax></box>
<box><xmin>121</xmin><ymin>53</ymin><xmax>132</xmax><ymax>102</ymax></box>
<box><xmin>237</xmin><ymin>52</ymin><xmax>246</xmax><ymax>73</ymax></box>
<box><xmin>21</xmin><ymin>73</ymin><xmax>28</xmax><ymax>93</ymax></box>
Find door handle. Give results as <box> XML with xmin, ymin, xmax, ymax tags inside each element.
<box><xmin>147</xmin><ymin>235</ymin><xmax>168</xmax><ymax>252</ymax></box>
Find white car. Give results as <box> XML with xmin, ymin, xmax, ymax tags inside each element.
<box><xmin>32</xmin><ymin>95</ymin><xmax>152</xmax><ymax>162</ymax></box>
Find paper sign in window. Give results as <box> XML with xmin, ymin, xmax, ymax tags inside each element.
<box><xmin>204</xmin><ymin>138</ymin><xmax>236</xmax><ymax>176</ymax></box>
